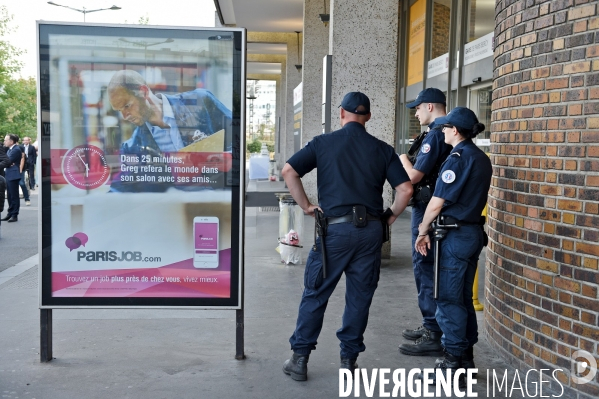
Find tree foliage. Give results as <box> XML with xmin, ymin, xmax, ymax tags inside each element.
<box><xmin>0</xmin><ymin>6</ymin><xmax>36</xmax><ymax>140</ymax></box>
<box><xmin>0</xmin><ymin>77</ymin><xmax>36</xmax><ymax>137</ymax></box>
<box><xmin>247</xmin><ymin>139</ymin><xmax>262</xmax><ymax>153</ymax></box>
<box><xmin>0</xmin><ymin>6</ymin><xmax>23</xmax><ymax>84</ymax></box>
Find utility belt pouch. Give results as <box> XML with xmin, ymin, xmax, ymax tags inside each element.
<box><xmin>414</xmin><ymin>185</ymin><xmax>433</xmax><ymax>204</ymax></box>
<box><xmin>352</xmin><ymin>205</ymin><xmax>368</xmax><ymax>228</ymax></box>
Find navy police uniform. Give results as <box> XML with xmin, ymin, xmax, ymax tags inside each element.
<box><xmin>286</xmin><ymin>121</ymin><xmax>409</xmax><ymax>360</ymax></box>
<box><xmin>433</xmin><ymin>139</ymin><xmax>492</xmax><ymax>356</ymax></box>
<box><xmin>410</xmin><ymin>121</ymin><xmax>451</xmax><ymax>333</ymax></box>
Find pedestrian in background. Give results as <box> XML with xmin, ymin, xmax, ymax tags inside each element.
<box><xmin>21</xmin><ymin>136</ymin><xmax>37</xmax><ymax>191</ymax></box>
<box><xmin>18</xmin><ymin>151</ymin><xmax>30</xmax><ymax>206</ymax></box>
<box><xmin>2</xmin><ymin>134</ymin><xmax>23</xmax><ymax>223</ymax></box>
<box><xmin>0</xmin><ymin>144</ymin><xmax>10</xmax><ymax>177</ymax></box>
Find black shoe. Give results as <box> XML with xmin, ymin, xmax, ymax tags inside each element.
<box><xmin>398</xmin><ymin>328</ymin><xmax>444</xmax><ymax>356</ymax></box>
<box><xmin>430</xmin><ymin>350</ymin><xmax>467</xmax><ymax>390</ymax></box>
<box><xmin>435</xmin><ymin>346</ymin><xmax>476</xmax><ymax>374</ymax></box>
<box><xmin>402</xmin><ymin>325</ymin><xmax>426</xmax><ymax>340</ymax></box>
<box><xmin>340</xmin><ymin>356</ymin><xmax>358</xmax><ymax>378</ymax></box>
<box><xmin>7</xmin><ymin>216</ymin><xmax>17</xmax><ymax>223</ymax></box>
<box><xmin>283</xmin><ymin>353</ymin><xmax>309</xmax><ymax>381</ymax></box>
<box><xmin>0</xmin><ymin>215</ymin><xmax>10</xmax><ymax>221</ymax></box>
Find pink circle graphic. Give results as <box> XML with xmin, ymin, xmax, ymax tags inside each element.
<box><xmin>62</xmin><ymin>145</ymin><xmax>110</xmax><ymax>190</ymax></box>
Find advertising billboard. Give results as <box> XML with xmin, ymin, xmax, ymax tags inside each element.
<box><xmin>38</xmin><ymin>22</ymin><xmax>245</xmax><ymax>308</ymax></box>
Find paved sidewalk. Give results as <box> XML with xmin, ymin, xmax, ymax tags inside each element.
<box><xmin>0</xmin><ymin>203</ymin><xmax>542</xmax><ymax>398</ymax></box>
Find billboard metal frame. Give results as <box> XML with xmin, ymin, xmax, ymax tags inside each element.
<box><xmin>37</xmin><ymin>20</ymin><xmax>247</xmax><ymax>361</ymax></box>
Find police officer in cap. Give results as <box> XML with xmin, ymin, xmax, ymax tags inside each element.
<box><xmin>398</xmin><ymin>88</ymin><xmax>452</xmax><ymax>357</ymax></box>
<box><xmin>281</xmin><ymin>92</ymin><xmax>413</xmax><ymax>381</ymax></box>
<box><xmin>414</xmin><ymin>107</ymin><xmax>492</xmax><ymax>383</ymax></box>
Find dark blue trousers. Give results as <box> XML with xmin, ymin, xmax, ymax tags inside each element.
<box><xmin>436</xmin><ymin>225</ymin><xmax>483</xmax><ymax>356</ymax></box>
<box><xmin>19</xmin><ymin>171</ymin><xmax>29</xmax><ymax>201</ymax></box>
<box><xmin>6</xmin><ymin>178</ymin><xmax>20</xmax><ymax>217</ymax></box>
<box><xmin>411</xmin><ymin>202</ymin><xmax>440</xmax><ymax>332</ymax></box>
<box><xmin>289</xmin><ymin>221</ymin><xmax>382</xmax><ymax>359</ymax></box>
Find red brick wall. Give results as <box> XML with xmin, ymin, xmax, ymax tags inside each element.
<box><xmin>489</xmin><ymin>1</ymin><xmax>599</xmax><ymax>397</ymax></box>
<box><xmin>432</xmin><ymin>2</ymin><xmax>450</xmax><ymax>59</ymax></box>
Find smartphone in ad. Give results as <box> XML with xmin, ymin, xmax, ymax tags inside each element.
<box><xmin>193</xmin><ymin>217</ymin><xmax>219</xmax><ymax>268</ymax></box>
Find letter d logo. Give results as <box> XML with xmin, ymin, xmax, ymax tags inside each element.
<box><xmin>572</xmin><ymin>350</ymin><xmax>597</xmax><ymax>385</ymax></box>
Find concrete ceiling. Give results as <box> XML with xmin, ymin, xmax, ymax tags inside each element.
<box><xmin>215</xmin><ymin>0</ymin><xmax>304</xmax><ymax>32</ymax></box>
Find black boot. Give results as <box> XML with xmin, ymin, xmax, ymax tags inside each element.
<box><xmin>401</xmin><ymin>325</ymin><xmax>426</xmax><ymax>340</ymax></box>
<box><xmin>431</xmin><ymin>350</ymin><xmax>466</xmax><ymax>390</ymax></box>
<box><xmin>340</xmin><ymin>356</ymin><xmax>358</xmax><ymax>379</ymax></box>
<box><xmin>462</xmin><ymin>346</ymin><xmax>475</xmax><ymax>370</ymax></box>
<box><xmin>398</xmin><ymin>328</ymin><xmax>444</xmax><ymax>356</ymax></box>
<box><xmin>283</xmin><ymin>353</ymin><xmax>309</xmax><ymax>381</ymax></box>
<box><xmin>435</xmin><ymin>346</ymin><xmax>476</xmax><ymax>375</ymax></box>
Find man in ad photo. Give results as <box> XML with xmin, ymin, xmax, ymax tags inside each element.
<box><xmin>107</xmin><ymin>69</ymin><xmax>233</xmax><ymax>192</ymax></box>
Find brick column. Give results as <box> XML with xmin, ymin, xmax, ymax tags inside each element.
<box><xmin>488</xmin><ymin>1</ymin><xmax>599</xmax><ymax>397</ymax></box>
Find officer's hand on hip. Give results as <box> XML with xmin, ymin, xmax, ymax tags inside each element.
<box><xmin>415</xmin><ymin>234</ymin><xmax>430</xmax><ymax>256</ymax></box>
<box><xmin>304</xmin><ymin>204</ymin><xmax>322</xmax><ymax>218</ymax></box>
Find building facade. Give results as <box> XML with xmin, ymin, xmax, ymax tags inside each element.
<box><xmin>215</xmin><ymin>1</ymin><xmax>599</xmax><ymax>395</ymax></box>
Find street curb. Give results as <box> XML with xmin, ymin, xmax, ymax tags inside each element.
<box><xmin>0</xmin><ymin>254</ymin><xmax>38</xmax><ymax>286</ymax></box>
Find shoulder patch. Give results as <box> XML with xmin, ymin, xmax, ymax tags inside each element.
<box><xmin>441</xmin><ymin>170</ymin><xmax>456</xmax><ymax>183</ymax></box>
<box><xmin>421</xmin><ymin>143</ymin><xmax>431</xmax><ymax>154</ymax></box>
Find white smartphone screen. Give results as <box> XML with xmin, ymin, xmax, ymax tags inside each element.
<box><xmin>193</xmin><ymin>217</ymin><xmax>219</xmax><ymax>268</ymax></box>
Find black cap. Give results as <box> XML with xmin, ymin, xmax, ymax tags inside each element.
<box><xmin>406</xmin><ymin>88</ymin><xmax>446</xmax><ymax>109</ymax></box>
<box><xmin>434</xmin><ymin>107</ymin><xmax>479</xmax><ymax>130</ymax></box>
<box><xmin>339</xmin><ymin>92</ymin><xmax>371</xmax><ymax>115</ymax></box>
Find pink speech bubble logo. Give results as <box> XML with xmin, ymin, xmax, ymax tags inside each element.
<box><xmin>73</xmin><ymin>232</ymin><xmax>88</xmax><ymax>247</ymax></box>
<box><xmin>65</xmin><ymin>236</ymin><xmax>82</xmax><ymax>252</ymax></box>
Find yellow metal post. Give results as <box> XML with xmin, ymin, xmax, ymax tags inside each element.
<box><xmin>472</xmin><ymin>204</ymin><xmax>488</xmax><ymax>311</ymax></box>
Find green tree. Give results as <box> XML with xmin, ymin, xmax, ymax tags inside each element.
<box><xmin>0</xmin><ymin>77</ymin><xmax>36</xmax><ymax>137</ymax></box>
<box><xmin>0</xmin><ymin>6</ymin><xmax>36</xmax><ymax>140</ymax></box>
<box><xmin>247</xmin><ymin>139</ymin><xmax>262</xmax><ymax>153</ymax></box>
<box><xmin>0</xmin><ymin>6</ymin><xmax>23</xmax><ymax>84</ymax></box>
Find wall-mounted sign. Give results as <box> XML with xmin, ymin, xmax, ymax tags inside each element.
<box><xmin>464</xmin><ymin>32</ymin><xmax>494</xmax><ymax>65</ymax></box>
<box><xmin>427</xmin><ymin>53</ymin><xmax>449</xmax><ymax>78</ymax></box>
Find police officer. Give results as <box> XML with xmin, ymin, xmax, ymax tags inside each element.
<box><xmin>281</xmin><ymin>92</ymin><xmax>413</xmax><ymax>381</ymax></box>
<box><xmin>414</xmin><ymin>107</ymin><xmax>492</xmax><ymax>383</ymax></box>
<box><xmin>398</xmin><ymin>88</ymin><xmax>452</xmax><ymax>357</ymax></box>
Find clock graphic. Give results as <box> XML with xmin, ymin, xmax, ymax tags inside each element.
<box><xmin>62</xmin><ymin>145</ymin><xmax>110</xmax><ymax>190</ymax></box>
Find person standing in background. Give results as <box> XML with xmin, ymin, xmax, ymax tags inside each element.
<box><xmin>18</xmin><ymin>151</ymin><xmax>30</xmax><ymax>206</ymax></box>
<box><xmin>2</xmin><ymin>134</ymin><xmax>23</xmax><ymax>223</ymax></box>
<box><xmin>21</xmin><ymin>136</ymin><xmax>37</xmax><ymax>191</ymax></box>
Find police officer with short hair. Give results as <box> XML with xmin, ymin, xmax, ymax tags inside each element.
<box><xmin>414</xmin><ymin>107</ymin><xmax>492</xmax><ymax>384</ymax></box>
<box><xmin>398</xmin><ymin>88</ymin><xmax>452</xmax><ymax>357</ymax></box>
<box><xmin>281</xmin><ymin>92</ymin><xmax>413</xmax><ymax>382</ymax></box>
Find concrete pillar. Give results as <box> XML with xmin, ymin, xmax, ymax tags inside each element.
<box><xmin>285</xmin><ymin>33</ymin><xmax>302</xmax><ymax>167</ymax></box>
<box><xmin>300</xmin><ymin>0</ymin><xmax>330</xmax><ymax>204</ymax></box>
<box><xmin>329</xmin><ymin>0</ymin><xmax>399</xmax><ymax>258</ymax></box>
<box><xmin>277</xmin><ymin>61</ymin><xmax>286</xmax><ymax>170</ymax></box>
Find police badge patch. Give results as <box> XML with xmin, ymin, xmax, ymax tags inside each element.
<box><xmin>421</xmin><ymin>144</ymin><xmax>431</xmax><ymax>154</ymax></box>
<box><xmin>442</xmin><ymin>170</ymin><xmax>456</xmax><ymax>183</ymax></box>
